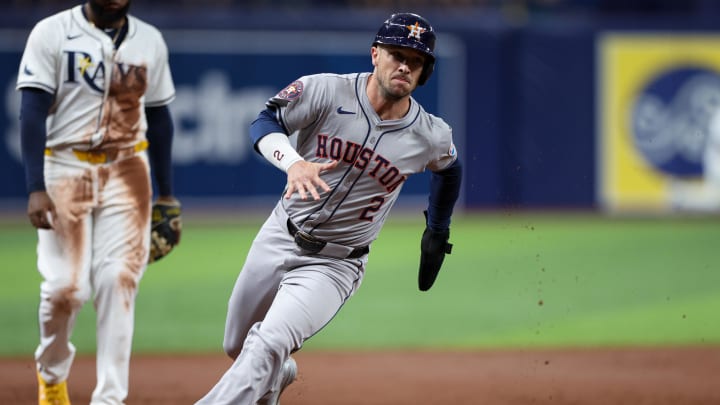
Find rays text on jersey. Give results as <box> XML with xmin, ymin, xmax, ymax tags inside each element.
<box><xmin>64</xmin><ymin>51</ymin><xmax>147</xmax><ymax>95</ymax></box>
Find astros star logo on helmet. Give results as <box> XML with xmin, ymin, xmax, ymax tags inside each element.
<box><xmin>406</xmin><ymin>22</ymin><xmax>426</xmax><ymax>40</ymax></box>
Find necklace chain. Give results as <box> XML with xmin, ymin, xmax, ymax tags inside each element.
<box><xmin>92</xmin><ymin>19</ymin><xmax>125</xmax><ymax>47</ymax></box>
<box><xmin>111</xmin><ymin>26</ymin><xmax>122</xmax><ymax>45</ymax></box>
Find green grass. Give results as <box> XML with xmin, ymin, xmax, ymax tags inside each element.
<box><xmin>2</xmin><ymin>212</ymin><xmax>719</xmax><ymax>356</ymax></box>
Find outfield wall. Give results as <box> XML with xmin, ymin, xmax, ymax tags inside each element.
<box><xmin>1</xmin><ymin>8</ymin><xmax>719</xmax><ymax>212</ymax></box>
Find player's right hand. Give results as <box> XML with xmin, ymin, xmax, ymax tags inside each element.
<box><xmin>27</xmin><ymin>190</ymin><xmax>56</xmax><ymax>230</ymax></box>
<box><xmin>285</xmin><ymin>160</ymin><xmax>339</xmax><ymax>200</ymax></box>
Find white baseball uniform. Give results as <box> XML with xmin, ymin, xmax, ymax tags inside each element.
<box><xmin>17</xmin><ymin>5</ymin><xmax>174</xmax><ymax>404</ymax></box>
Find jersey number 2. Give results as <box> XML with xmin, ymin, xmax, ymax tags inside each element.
<box><xmin>359</xmin><ymin>196</ymin><xmax>385</xmax><ymax>222</ymax></box>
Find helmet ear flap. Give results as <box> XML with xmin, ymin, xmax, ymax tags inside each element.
<box><xmin>419</xmin><ymin>59</ymin><xmax>434</xmax><ymax>86</ymax></box>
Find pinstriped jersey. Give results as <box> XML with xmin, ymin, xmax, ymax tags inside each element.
<box><xmin>270</xmin><ymin>72</ymin><xmax>457</xmax><ymax>246</ymax></box>
<box><xmin>16</xmin><ymin>5</ymin><xmax>175</xmax><ymax>150</ymax></box>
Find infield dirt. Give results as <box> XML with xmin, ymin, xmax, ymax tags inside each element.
<box><xmin>1</xmin><ymin>346</ymin><xmax>718</xmax><ymax>404</ymax></box>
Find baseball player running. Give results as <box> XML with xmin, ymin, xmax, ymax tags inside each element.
<box><xmin>17</xmin><ymin>1</ymin><xmax>179</xmax><ymax>404</ymax></box>
<box><xmin>196</xmin><ymin>12</ymin><xmax>462</xmax><ymax>404</ymax></box>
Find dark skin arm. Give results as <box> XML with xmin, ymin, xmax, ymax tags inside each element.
<box><xmin>28</xmin><ymin>191</ymin><xmax>55</xmax><ymax>230</ymax></box>
<box><xmin>155</xmin><ymin>195</ymin><xmax>180</xmax><ymax>204</ymax></box>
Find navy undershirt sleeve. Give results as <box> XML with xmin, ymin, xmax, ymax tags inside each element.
<box><xmin>426</xmin><ymin>158</ymin><xmax>462</xmax><ymax>231</ymax></box>
<box><xmin>249</xmin><ymin>108</ymin><xmax>287</xmax><ymax>153</ymax></box>
<box><xmin>19</xmin><ymin>88</ymin><xmax>53</xmax><ymax>193</ymax></box>
<box><xmin>146</xmin><ymin>105</ymin><xmax>174</xmax><ymax>197</ymax></box>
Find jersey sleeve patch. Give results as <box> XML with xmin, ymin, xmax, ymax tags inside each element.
<box><xmin>448</xmin><ymin>142</ymin><xmax>457</xmax><ymax>158</ymax></box>
<box><xmin>276</xmin><ymin>80</ymin><xmax>304</xmax><ymax>101</ymax></box>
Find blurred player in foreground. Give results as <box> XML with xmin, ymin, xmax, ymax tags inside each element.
<box><xmin>17</xmin><ymin>0</ymin><xmax>179</xmax><ymax>403</ymax></box>
<box><xmin>196</xmin><ymin>12</ymin><xmax>462</xmax><ymax>404</ymax></box>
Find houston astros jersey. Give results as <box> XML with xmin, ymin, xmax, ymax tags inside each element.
<box><xmin>16</xmin><ymin>5</ymin><xmax>175</xmax><ymax>150</ymax></box>
<box><xmin>270</xmin><ymin>72</ymin><xmax>457</xmax><ymax>246</ymax></box>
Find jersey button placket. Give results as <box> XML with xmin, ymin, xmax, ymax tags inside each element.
<box><xmin>92</xmin><ymin>41</ymin><xmax>117</xmax><ymax>148</ymax></box>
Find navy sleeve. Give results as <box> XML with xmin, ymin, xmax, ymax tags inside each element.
<box><xmin>249</xmin><ymin>108</ymin><xmax>287</xmax><ymax>154</ymax></box>
<box><xmin>146</xmin><ymin>105</ymin><xmax>174</xmax><ymax>197</ymax></box>
<box><xmin>20</xmin><ymin>88</ymin><xmax>53</xmax><ymax>193</ymax></box>
<box><xmin>426</xmin><ymin>158</ymin><xmax>462</xmax><ymax>231</ymax></box>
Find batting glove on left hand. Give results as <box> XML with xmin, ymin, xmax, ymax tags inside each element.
<box><xmin>418</xmin><ymin>219</ymin><xmax>453</xmax><ymax>291</ymax></box>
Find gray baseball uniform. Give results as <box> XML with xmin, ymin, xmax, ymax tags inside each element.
<box><xmin>197</xmin><ymin>13</ymin><xmax>460</xmax><ymax>404</ymax></box>
<box><xmin>198</xmin><ymin>72</ymin><xmax>456</xmax><ymax>404</ymax></box>
<box><xmin>278</xmin><ymin>72</ymin><xmax>455</xmax><ymax>245</ymax></box>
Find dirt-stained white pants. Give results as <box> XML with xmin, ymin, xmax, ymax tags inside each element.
<box><xmin>35</xmin><ymin>151</ymin><xmax>152</xmax><ymax>405</ymax></box>
<box><xmin>195</xmin><ymin>202</ymin><xmax>368</xmax><ymax>404</ymax></box>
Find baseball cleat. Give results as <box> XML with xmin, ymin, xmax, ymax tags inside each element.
<box><xmin>37</xmin><ymin>371</ymin><xmax>71</xmax><ymax>405</ymax></box>
<box><xmin>260</xmin><ymin>356</ymin><xmax>297</xmax><ymax>405</ymax></box>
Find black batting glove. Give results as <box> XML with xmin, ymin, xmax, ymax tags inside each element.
<box><xmin>418</xmin><ymin>212</ymin><xmax>453</xmax><ymax>291</ymax></box>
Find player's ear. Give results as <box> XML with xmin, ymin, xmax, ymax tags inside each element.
<box><xmin>370</xmin><ymin>45</ymin><xmax>380</xmax><ymax>67</ymax></box>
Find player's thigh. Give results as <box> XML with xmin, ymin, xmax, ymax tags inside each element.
<box><xmin>224</xmin><ymin>220</ymin><xmax>296</xmax><ymax>351</ymax></box>
<box><xmin>37</xmin><ymin>226</ymin><xmax>93</xmax><ymax>304</ymax></box>
<box><xmin>91</xmin><ymin>155</ymin><xmax>152</xmax><ymax>272</ymax></box>
<box><xmin>39</xmin><ymin>160</ymin><xmax>94</xmax><ymax>300</ymax></box>
<box><xmin>258</xmin><ymin>256</ymin><xmax>366</xmax><ymax>350</ymax></box>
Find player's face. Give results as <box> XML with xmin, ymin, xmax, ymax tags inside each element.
<box><xmin>87</xmin><ymin>0</ymin><xmax>131</xmax><ymax>28</ymax></box>
<box><xmin>371</xmin><ymin>45</ymin><xmax>425</xmax><ymax>100</ymax></box>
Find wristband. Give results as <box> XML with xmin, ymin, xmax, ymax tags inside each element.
<box><xmin>257</xmin><ymin>132</ymin><xmax>304</xmax><ymax>172</ymax></box>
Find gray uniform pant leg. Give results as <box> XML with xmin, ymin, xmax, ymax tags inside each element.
<box><xmin>196</xmin><ymin>206</ymin><xmax>366</xmax><ymax>404</ymax></box>
<box><xmin>221</xmin><ymin>211</ymin><xmax>292</xmax><ymax>360</ymax></box>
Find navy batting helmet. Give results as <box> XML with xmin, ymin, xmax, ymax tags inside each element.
<box><xmin>373</xmin><ymin>13</ymin><xmax>436</xmax><ymax>86</ymax></box>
